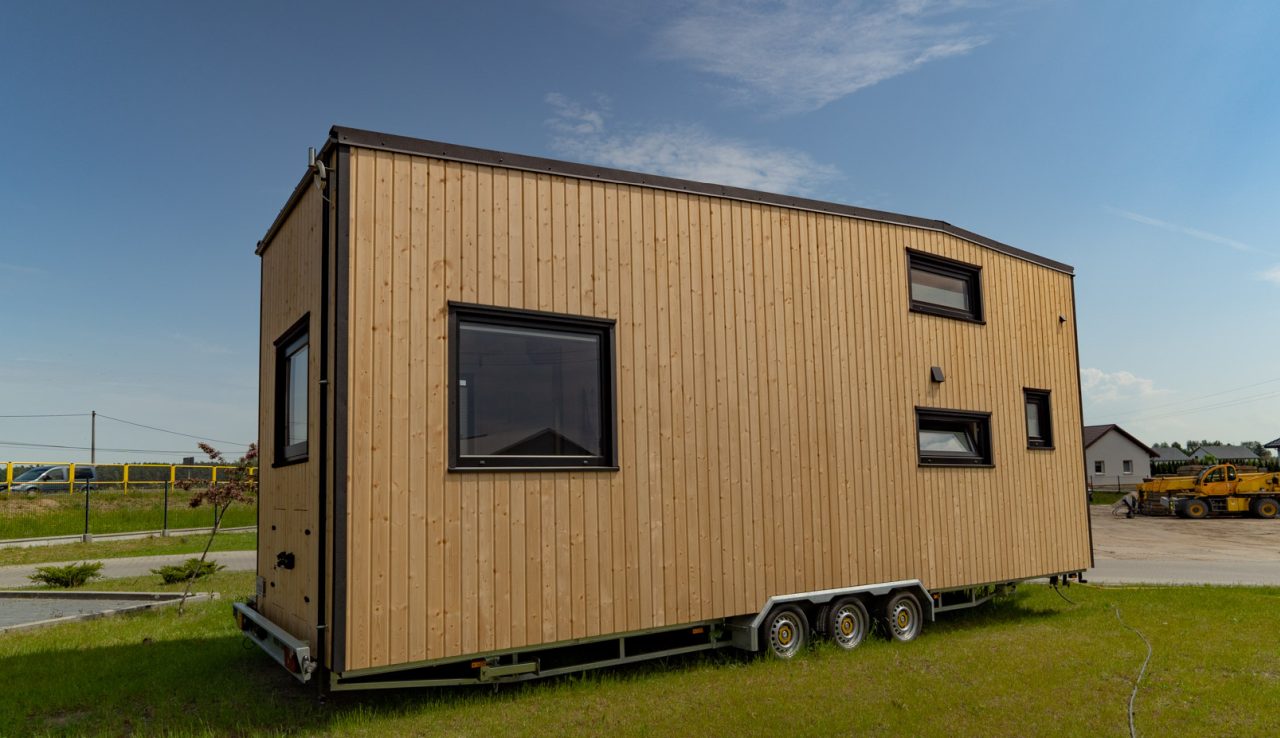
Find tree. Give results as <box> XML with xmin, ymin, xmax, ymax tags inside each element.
<box><xmin>174</xmin><ymin>442</ymin><xmax>257</xmax><ymax>614</ymax></box>
<box><xmin>1242</xmin><ymin>441</ymin><xmax>1270</xmax><ymax>459</ymax></box>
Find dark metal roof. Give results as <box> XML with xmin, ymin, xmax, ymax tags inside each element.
<box><xmin>1189</xmin><ymin>444</ymin><xmax>1259</xmax><ymax>460</ymax></box>
<box><xmin>256</xmin><ymin>126</ymin><xmax>1076</xmax><ymax>275</ymax></box>
<box><xmin>1265</xmin><ymin>437</ymin><xmax>1280</xmax><ymax>449</ymax></box>
<box><xmin>1082</xmin><ymin>424</ymin><xmax>1158</xmax><ymax>458</ymax></box>
<box><xmin>1151</xmin><ymin>446</ymin><xmax>1189</xmax><ymax>461</ymax></box>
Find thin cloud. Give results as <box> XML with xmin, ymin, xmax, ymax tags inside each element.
<box><xmin>1260</xmin><ymin>265</ymin><xmax>1280</xmax><ymax>286</ymax></box>
<box><xmin>0</xmin><ymin>261</ymin><xmax>45</xmax><ymax>274</ymax></box>
<box><xmin>1107</xmin><ymin>206</ymin><xmax>1258</xmax><ymax>254</ymax></box>
<box><xmin>544</xmin><ymin>93</ymin><xmax>839</xmax><ymax>195</ymax></box>
<box><xmin>653</xmin><ymin>0</ymin><xmax>991</xmax><ymax>113</ymax></box>
<box><xmin>1081</xmin><ymin>367</ymin><xmax>1168</xmax><ymax>405</ymax></box>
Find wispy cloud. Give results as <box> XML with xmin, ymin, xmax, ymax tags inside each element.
<box><xmin>1260</xmin><ymin>265</ymin><xmax>1280</xmax><ymax>286</ymax></box>
<box><xmin>0</xmin><ymin>261</ymin><xmax>45</xmax><ymax>274</ymax></box>
<box><xmin>1082</xmin><ymin>367</ymin><xmax>1168</xmax><ymax>405</ymax></box>
<box><xmin>544</xmin><ymin>93</ymin><xmax>839</xmax><ymax>195</ymax></box>
<box><xmin>1106</xmin><ymin>206</ymin><xmax>1258</xmax><ymax>254</ymax></box>
<box><xmin>653</xmin><ymin>0</ymin><xmax>992</xmax><ymax>114</ymax></box>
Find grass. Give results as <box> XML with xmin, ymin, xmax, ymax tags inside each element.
<box><xmin>0</xmin><ymin>489</ymin><xmax>256</xmax><ymax>540</ymax></box>
<box><xmin>1090</xmin><ymin>491</ymin><xmax>1128</xmax><ymax>506</ymax></box>
<box><xmin>0</xmin><ymin>531</ymin><xmax>257</xmax><ymax>567</ymax></box>
<box><xmin>3</xmin><ymin>580</ymin><xmax>1280</xmax><ymax>736</ymax></box>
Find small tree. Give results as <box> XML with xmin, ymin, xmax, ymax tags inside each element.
<box><xmin>174</xmin><ymin>442</ymin><xmax>257</xmax><ymax>614</ymax></box>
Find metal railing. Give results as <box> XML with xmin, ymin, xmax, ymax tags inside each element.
<box><xmin>1</xmin><ymin>461</ymin><xmax>256</xmax><ymax>494</ymax></box>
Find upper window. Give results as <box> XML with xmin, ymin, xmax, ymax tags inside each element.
<box><xmin>275</xmin><ymin>317</ymin><xmax>309</xmax><ymax>464</ymax></box>
<box><xmin>908</xmin><ymin>250</ymin><xmax>983</xmax><ymax>322</ymax></box>
<box><xmin>1024</xmin><ymin>389</ymin><xmax>1053</xmax><ymax>449</ymax></box>
<box><xmin>450</xmin><ymin>304</ymin><xmax>615</xmax><ymax>470</ymax></box>
<box><xmin>916</xmin><ymin>407</ymin><xmax>992</xmax><ymax>466</ymax></box>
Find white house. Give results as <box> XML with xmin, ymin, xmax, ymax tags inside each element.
<box><xmin>1083</xmin><ymin>424</ymin><xmax>1158</xmax><ymax>482</ymax></box>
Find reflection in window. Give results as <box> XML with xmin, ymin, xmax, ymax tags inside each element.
<box><xmin>275</xmin><ymin>320</ymin><xmax>308</xmax><ymax>464</ymax></box>
<box><xmin>452</xmin><ymin>306</ymin><xmax>614</xmax><ymax>469</ymax></box>
<box><xmin>908</xmin><ymin>250</ymin><xmax>983</xmax><ymax>322</ymax></box>
<box><xmin>916</xmin><ymin>408</ymin><xmax>992</xmax><ymax>466</ymax></box>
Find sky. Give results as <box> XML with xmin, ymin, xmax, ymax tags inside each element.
<box><xmin>2</xmin><ymin>0</ymin><xmax>1279</xmax><ymax>462</ymax></box>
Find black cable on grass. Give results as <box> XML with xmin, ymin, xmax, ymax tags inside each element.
<box><xmin>1051</xmin><ymin>582</ymin><xmax>1077</xmax><ymax>606</ymax></box>
<box><xmin>1114</xmin><ymin>605</ymin><xmax>1153</xmax><ymax>738</ymax></box>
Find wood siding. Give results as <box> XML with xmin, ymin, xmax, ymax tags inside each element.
<box><xmin>338</xmin><ymin>146</ymin><xmax>1090</xmax><ymax>672</ymax></box>
<box><xmin>258</xmin><ymin>183</ymin><xmax>323</xmax><ymax>642</ymax></box>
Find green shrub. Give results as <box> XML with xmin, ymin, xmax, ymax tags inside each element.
<box><xmin>152</xmin><ymin>557</ymin><xmax>225</xmax><ymax>584</ymax></box>
<box><xmin>28</xmin><ymin>561</ymin><xmax>104</xmax><ymax>588</ymax></box>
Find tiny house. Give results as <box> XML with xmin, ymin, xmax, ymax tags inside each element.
<box><xmin>238</xmin><ymin>126</ymin><xmax>1092</xmax><ymax>689</ymax></box>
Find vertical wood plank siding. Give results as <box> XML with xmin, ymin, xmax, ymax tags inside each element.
<box><xmin>341</xmin><ymin>147</ymin><xmax>1090</xmax><ymax>670</ymax></box>
<box><xmin>257</xmin><ymin>184</ymin><xmax>322</xmax><ymax>641</ymax></box>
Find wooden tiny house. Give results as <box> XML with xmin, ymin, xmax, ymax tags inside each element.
<box><xmin>241</xmin><ymin>126</ymin><xmax>1092</xmax><ymax>689</ymax></box>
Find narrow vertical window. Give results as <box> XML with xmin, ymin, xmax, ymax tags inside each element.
<box><xmin>1024</xmin><ymin>389</ymin><xmax>1053</xmax><ymax>449</ymax></box>
<box><xmin>1123</xmin><ymin>460</ymin><xmax>1133</xmax><ymax>475</ymax></box>
<box><xmin>1095</xmin><ymin>460</ymin><xmax>1105</xmax><ymax>474</ymax></box>
<box><xmin>275</xmin><ymin>316</ymin><xmax>309</xmax><ymax>464</ymax></box>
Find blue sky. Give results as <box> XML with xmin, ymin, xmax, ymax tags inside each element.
<box><xmin>2</xmin><ymin>0</ymin><xmax>1279</xmax><ymax>462</ymax></box>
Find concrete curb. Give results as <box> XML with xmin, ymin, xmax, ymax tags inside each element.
<box><xmin>0</xmin><ymin>525</ymin><xmax>257</xmax><ymax>550</ymax></box>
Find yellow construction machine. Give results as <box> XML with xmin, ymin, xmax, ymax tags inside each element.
<box><xmin>1135</xmin><ymin>463</ymin><xmax>1280</xmax><ymax>518</ymax></box>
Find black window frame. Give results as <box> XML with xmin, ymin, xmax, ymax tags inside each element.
<box><xmin>1023</xmin><ymin>388</ymin><xmax>1054</xmax><ymax>450</ymax></box>
<box><xmin>1095</xmin><ymin>460</ymin><xmax>1105</xmax><ymax>474</ymax></box>
<box><xmin>907</xmin><ymin>249</ymin><xmax>984</xmax><ymax>323</ymax></box>
<box><xmin>448</xmin><ymin>302</ymin><xmax>617</xmax><ymax>472</ymax></box>
<box><xmin>915</xmin><ymin>407</ymin><xmax>993</xmax><ymax>467</ymax></box>
<box><xmin>274</xmin><ymin>314</ymin><xmax>310</xmax><ymax>467</ymax></box>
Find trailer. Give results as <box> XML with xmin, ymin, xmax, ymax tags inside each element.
<box><xmin>241</xmin><ymin>126</ymin><xmax>1093</xmax><ymax>690</ymax></box>
<box><xmin>1135</xmin><ymin>464</ymin><xmax>1280</xmax><ymax>518</ymax></box>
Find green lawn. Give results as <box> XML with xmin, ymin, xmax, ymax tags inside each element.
<box><xmin>0</xmin><ymin>531</ymin><xmax>257</xmax><ymax>567</ymax></box>
<box><xmin>0</xmin><ymin>490</ymin><xmax>256</xmax><ymax>540</ymax></box>
<box><xmin>3</xmin><ymin>580</ymin><xmax>1280</xmax><ymax>736</ymax></box>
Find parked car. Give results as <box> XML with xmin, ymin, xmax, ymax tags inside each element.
<box><xmin>7</xmin><ymin>465</ymin><xmax>95</xmax><ymax>493</ymax></box>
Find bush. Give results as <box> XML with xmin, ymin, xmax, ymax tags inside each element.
<box><xmin>29</xmin><ymin>561</ymin><xmax>104</xmax><ymax>588</ymax></box>
<box><xmin>152</xmin><ymin>557</ymin><xmax>225</xmax><ymax>584</ymax></box>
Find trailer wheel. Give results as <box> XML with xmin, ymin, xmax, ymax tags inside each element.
<box><xmin>825</xmin><ymin>596</ymin><xmax>869</xmax><ymax>651</ymax></box>
<box><xmin>763</xmin><ymin>605</ymin><xmax>809</xmax><ymax>659</ymax></box>
<box><xmin>1183</xmin><ymin>499</ymin><xmax>1210</xmax><ymax>519</ymax></box>
<box><xmin>883</xmin><ymin>592</ymin><xmax>923</xmax><ymax>643</ymax></box>
<box><xmin>1251</xmin><ymin>497</ymin><xmax>1279</xmax><ymax>519</ymax></box>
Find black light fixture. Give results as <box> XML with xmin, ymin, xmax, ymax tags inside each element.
<box><xmin>930</xmin><ymin>366</ymin><xmax>945</xmax><ymax>383</ymax></box>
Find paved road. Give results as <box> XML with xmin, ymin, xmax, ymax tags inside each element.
<box><xmin>1087</xmin><ymin>505</ymin><xmax>1280</xmax><ymax>586</ymax></box>
<box><xmin>0</xmin><ymin>550</ymin><xmax>255</xmax><ymax>588</ymax></box>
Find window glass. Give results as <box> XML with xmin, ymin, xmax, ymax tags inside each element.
<box><xmin>1095</xmin><ymin>461</ymin><xmax>1105</xmax><ymax>474</ymax></box>
<box><xmin>1025</xmin><ymin>402</ymin><xmax>1041</xmax><ymax>439</ymax></box>
<box><xmin>1123</xmin><ymin>459</ymin><xmax>1133</xmax><ymax>474</ymax></box>
<box><xmin>919</xmin><ymin>429</ymin><xmax>976</xmax><ymax>455</ymax></box>
<box><xmin>286</xmin><ymin>343</ymin><xmax>308</xmax><ymax>447</ymax></box>
<box><xmin>910</xmin><ymin>268</ymin><xmax>968</xmax><ymax>311</ymax></box>
<box><xmin>452</xmin><ymin>306</ymin><xmax>614</xmax><ymax>469</ymax></box>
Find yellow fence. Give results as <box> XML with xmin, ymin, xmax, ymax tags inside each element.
<box><xmin>1</xmin><ymin>461</ymin><xmax>257</xmax><ymax>494</ymax></box>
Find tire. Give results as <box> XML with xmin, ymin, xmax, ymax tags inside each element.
<box><xmin>825</xmin><ymin>596</ymin><xmax>869</xmax><ymax>651</ymax></box>
<box><xmin>883</xmin><ymin>591</ymin><xmax>924</xmax><ymax>643</ymax></box>
<box><xmin>762</xmin><ymin>605</ymin><xmax>809</xmax><ymax>659</ymax></box>
<box><xmin>1183</xmin><ymin>498</ymin><xmax>1210</xmax><ymax>519</ymax></box>
<box><xmin>1251</xmin><ymin>497</ymin><xmax>1279</xmax><ymax>519</ymax></box>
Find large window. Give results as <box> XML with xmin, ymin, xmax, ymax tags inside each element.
<box><xmin>450</xmin><ymin>304</ymin><xmax>615</xmax><ymax>470</ymax></box>
<box><xmin>908</xmin><ymin>250</ymin><xmax>983</xmax><ymax>322</ymax></box>
<box><xmin>1024</xmin><ymin>389</ymin><xmax>1053</xmax><ymax>449</ymax></box>
<box><xmin>275</xmin><ymin>316</ymin><xmax>309</xmax><ymax>465</ymax></box>
<box><xmin>916</xmin><ymin>408</ymin><xmax>992</xmax><ymax>466</ymax></box>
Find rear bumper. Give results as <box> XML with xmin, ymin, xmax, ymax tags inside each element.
<box><xmin>232</xmin><ymin>601</ymin><xmax>315</xmax><ymax>683</ymax></box>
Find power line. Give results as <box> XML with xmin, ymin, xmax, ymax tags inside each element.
<box><xmin>1115</xmin><ymin>389</ymin><xmax>1280</xmax><ymax>425</ymax></box>
<box><xmin>0</xmin><ymin>440</ymin><xmax>209</xmax><ymax>456</ymax></box>
<box><xmin>95</xmin><ymin>413</ymin><xmax>251</xmax><ymax>447</ymax></box>
<box><xmin>0</xmin><ymin>413</ymin><xmax>90</xmax><ymax>418</ymax></box>
<box><xmin>1101</xmin><ymin>375</ymin><xmax>1280</xmax><ymax>421</ymax></box>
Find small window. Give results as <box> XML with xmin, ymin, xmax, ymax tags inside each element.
<box><xmin>274</xmin><ymin>316</ymin><xmax>309</xmax><ymax>464</ymax></box>
<box><xmin>1095</xmin><ymin>460</ymin><xmax>1105</xmax><ymax>475</ymax></box>
<box><xmin>1122</xmin><ymin>459</ymin><xmax>1133</xmax><ymax>475</ymax></box>
<box><xmin>1024</xmin><ymin>389</ymin><xmax>1053</xmax><ymax>449</ymax></box>
<box><xmin>916</xmin><ymin>408</ymin><xmax>992</xmax><ymax>466</ymax></box>
<box><xmin>451</xmin><ymin>303</ymin><xmax>615</xmax><ymax>470</ymax></box>
<box><xmin>908</xmin><ymin>250</ymin><xmax>983</xmax><ymax>322</ymax></box>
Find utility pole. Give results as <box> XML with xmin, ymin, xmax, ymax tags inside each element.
<box><xmin>91</xmin><ymin>410</ymin><xmax>96</xmax><ymax>464</ymax></box>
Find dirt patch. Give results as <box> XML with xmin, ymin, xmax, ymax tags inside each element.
<box><xmin>1091</xmin><ymin>505</ymin><xmax>1280</xmax><ymax>562</ymax></box>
